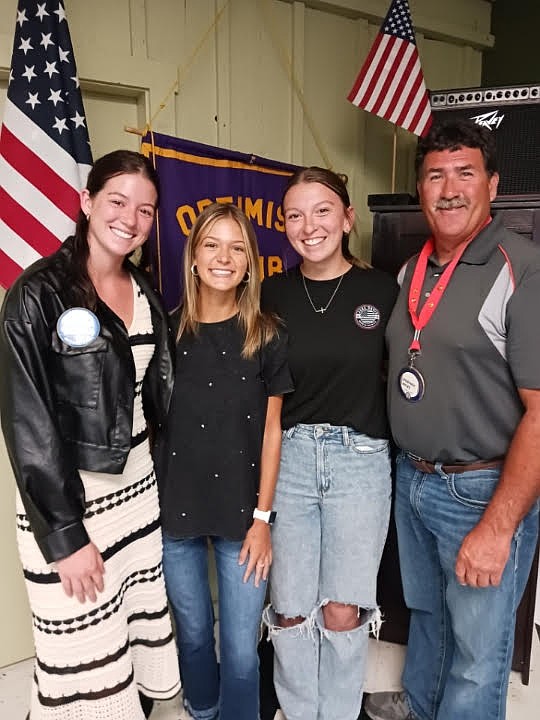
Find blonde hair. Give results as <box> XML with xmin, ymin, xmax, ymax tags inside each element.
<box><xmin>179</xmin><ymin>202</ymin><xmax>278</xmax><ymax>358</ymax></box>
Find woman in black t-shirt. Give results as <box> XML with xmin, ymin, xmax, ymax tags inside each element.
<box><xmin>159</xmin><ymin>202</ymin><xmax>292</xmax><ymax>720</ymax></box>
<box><xmin>261</xmin><ymin>167</ymin><xmax>398</xmax><ymax>720</ymax></box>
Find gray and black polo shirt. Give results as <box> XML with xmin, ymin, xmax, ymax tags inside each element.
<box><xmin>386</xmin><ymin>214</ymin><xmax>540</xmax><ymax>463</ymax></box>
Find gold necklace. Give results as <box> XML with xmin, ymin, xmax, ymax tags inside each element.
<box><xmin>302</xmin><ymin>272</ymin><xmax>344</xmax><ymax>314</ymax></box>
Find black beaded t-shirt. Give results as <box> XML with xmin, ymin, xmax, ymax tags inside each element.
<box><xmin>159</xmin><ymin>315</ymin><xmax>293</xmax><ymax>540</ymax></box>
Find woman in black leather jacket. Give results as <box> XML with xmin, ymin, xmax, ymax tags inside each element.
<box><xmin>0</xmin><ymin>150</ymin><xmax>180</xmax><ymax>720</ymax></box>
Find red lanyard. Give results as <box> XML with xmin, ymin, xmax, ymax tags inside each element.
<box><xmin>407</xmin><ymin>218</ymin><xmax>491</xmax><ymax>353</ymax></box>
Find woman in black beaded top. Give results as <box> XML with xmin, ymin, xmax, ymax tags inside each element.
<box><xmin>158</xmin><ymin>202</ymin><xmax>292</xmax><ymax>720</ymax></box>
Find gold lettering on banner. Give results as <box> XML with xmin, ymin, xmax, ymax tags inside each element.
<box><xmin>175</xmin><ymin>197</ymin><xmax>287</xmax><ymax>237</ymax></box>
<box><xmin>267</xmin><ymin>255</ymin><xmax>283</xmax><ymax>276</ymax></box>
<box><xmin>265</xmin><ymin>200</ymin><xmax>275</xmax><ymax>229</ymax></box>
<box><xmin>176</xmin><ymin>205</ymin><xmax>197</xmax><ymax>236</ymax></box>
<box><xmin>259</xmin><ymin>256</ymin><xmax>284</xmax><ymax>279</ymax></box>
<box><xmin>274</xmin><ymin>206</ymin><xmax>285</xmax><ymax>233</ymax></box>
<box><xmin>197</xmin><ymin>198</ymin><xmax>213</xmax><ymax>213</ymax></box>
<box><xmin>244</xmin><ymin>197</ymin><xmax>264</xmax><ymax>225</ymax></box>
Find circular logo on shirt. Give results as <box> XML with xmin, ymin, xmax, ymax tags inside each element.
<box><xmin>354</xmin><ymin>304</ymin><xmax>380</xmax><ymax>329</ymax></box>
<box><xmin>57</xmin><ymin>308</ymin><xmax>100</xmax><ymax>347</ymax></box>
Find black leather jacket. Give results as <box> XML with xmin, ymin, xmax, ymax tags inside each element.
<box><xmin>0</xmin><ymin>237</ymin><xmax>174</xmax><ymax>563</ymax></box>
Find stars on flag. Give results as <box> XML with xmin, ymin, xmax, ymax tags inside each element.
<box><xmin>53</xmin><ymin>3</ymin><xmax>66</xmax><ymax>22</ymax></box>
<box><xmin>48</xmin><ymin>88</ymin><xmax>63</xmax><ymax>105</ymax></box>
<box><xmin>7</xmin><ymin>1</ymin><xmax>90</xmax><ymax>139</ymax></box>
<box><xmin>22</xmin><ymin>64</ymin><xmax>37</xmax><ymax>82</ymax></box>
<box><xmin>18</xmin><ymin>37</ymin><xmax>33</xmax><ymax>54</ymax></box>
<box><xmin>52</xmin><ymin>116</ymin><xmax>68</xmax><ymax>134</ymax></box>
<box><xmin>347</xmin><ymin>0</ymin><xmax>433</xmax><ymax>137</ymax></box>
<box><xmin>71</xmin><ymin>111</ymin><xmax>86</xmax><ymax>128</ymax></box>
<box><xmin>17</xmin><ymin>8</ymin><xmax>28</xmax><ymax>26</ymax></box>
<box><xmin>40</xmin><ymin>32</ymin><xmax>54</xmax><ymax>49</ymax></box>
<box><xmin>26</xmin><ymin>91</ymin><xmax>40</xmax><ymax>108</ymax></box>
<box><xmin>44</xmin><ymin>60</ymin><xmax>59</xmax><ymax>77</ymax></box>
<box><xmin>36</xmin><ymin>3</ymin><xmax>49</xmax><ymax>21</ymax></box>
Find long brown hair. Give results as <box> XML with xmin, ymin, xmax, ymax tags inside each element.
<box><xmin>60</xmin><ymin>150</ymin><xmax>160</xmax><ymax>309</ymax></box>
<box><xmin>282</xmin><ymin>166</ymin><xmax>370</xmax><ymax>269</ymax></box>
<box><xmin>179</xmin><ymin>202</ymin><xmax>278</xmax><ymax>358</ymax></box>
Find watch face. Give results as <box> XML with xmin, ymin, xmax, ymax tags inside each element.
<box><xmin>268</xmin><ymin>511</ymin><xmax>277</xmax><ymax>525</ymax></box>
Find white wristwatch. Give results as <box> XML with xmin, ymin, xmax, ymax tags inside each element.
<box><xmin>253</xmin><ymin>508</ymin><xmax>277</xmax><ymax>525</ymax></box>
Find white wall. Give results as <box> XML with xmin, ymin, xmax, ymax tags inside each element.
<box><xmin>0</xmin><ymin>0</ymin><xmax>493</xmax><ymax>666</ymax></box>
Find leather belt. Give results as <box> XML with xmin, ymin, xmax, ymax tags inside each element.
<box><xmin>406</xmin><ymin>454</ymin><xmax>503</xmax><ymax>475</ymax></box>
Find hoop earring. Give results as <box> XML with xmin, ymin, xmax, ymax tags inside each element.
<box><xmin>85</xmin><ymin>213</ymin><xmax>90</xmax><ymax>221</ymax></box>
<box><xmin>190</xmin><ymin>264</ymin><xmax>199</xmax><ymax>277</ymax></box>
<box><xmin>242</xmin><ymin>271</ymin><xmax>251</xmax><ymax>284</ymax></box>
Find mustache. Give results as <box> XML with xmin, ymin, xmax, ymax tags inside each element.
<box><xmin>435</xmin><ymin>198</ymin><xmax>469</xmax><ymax>210</ymax></box>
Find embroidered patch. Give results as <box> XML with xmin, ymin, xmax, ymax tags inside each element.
<box><xmin>354</xmin><ymin>304</ymin><xmax>380</xmax><ymax>329</ymax></box>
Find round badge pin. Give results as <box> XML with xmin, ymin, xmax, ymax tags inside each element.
<box><xmin>354</xmin><ymin>304</ymin><xmax>380</xmax><ymax>329</ymax></box>
<box><xmin>57</xmin><ymin>308</ymin><xmax>100</xmax><ymax>347</ymax></box>
<box><xmin>398</xmin><ymin>366</ymin><xmax>425</xmax><ymax>402</ymax></box>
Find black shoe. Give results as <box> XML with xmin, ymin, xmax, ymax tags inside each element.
<box><xmin>139</xmin><ymin>692</ymin><xmax>154</xmax><ymax>718</ymax></box>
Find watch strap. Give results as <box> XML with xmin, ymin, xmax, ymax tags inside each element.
<box><xmin>253</xmin><ymin>508</ymin><xmax>277</xmax><ymax>524</ymax></box>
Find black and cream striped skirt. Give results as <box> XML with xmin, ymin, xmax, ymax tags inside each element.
<box><xmin>16</xmin><ymin>440</ymin><xmax>181</xmax><ymax>719</ymax></box>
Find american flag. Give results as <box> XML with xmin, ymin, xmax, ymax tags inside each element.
<box><xmin>0</xmin><ymin>0</ymin><xmax>92</xmax><ymax>289</ymax></box>
<box><xmin>347</xmin><ymin>0</ymin><xmax>432</xmax><ymax>137</ymax></box>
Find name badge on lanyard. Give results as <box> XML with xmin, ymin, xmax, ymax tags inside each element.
<box><xmin>57</xmin><ymin>308</ymin><xmax>101</xmax><ymax>347</ymax></box>
<box><xmin>398</xmin><ymin>363</ymin><xmax>425</xmax><ymax>402</ymax></box>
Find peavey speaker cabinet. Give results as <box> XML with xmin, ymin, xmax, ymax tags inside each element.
<box><xmin>430</xmin><ymin>84</ymin><xmax>540</xmax><ymax>196</ymax></box>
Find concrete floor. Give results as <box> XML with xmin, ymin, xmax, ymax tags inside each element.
<box><xmin>1</xmin><ymin>631</ymin><xmax>539</xmax><ymax>719</ymax></box>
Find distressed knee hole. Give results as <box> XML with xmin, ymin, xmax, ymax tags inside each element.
<box><xmin>318</xmin><ymin>599</ymin><xmax>383</xmax><ymax>636</ymax></box>
<box><xmin>262</xmin><ymin>605</ymin><xmax>314</xmax><ymax>638</ymax></box>
<box><xmin>277</xmin><ymin>613</ymin><xmax>305</xmax><ymax>628</ymax></box>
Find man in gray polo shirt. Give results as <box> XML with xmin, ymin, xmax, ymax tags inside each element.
<box><xmin>366</xmin><ymin>120</ymin><xmax>540</xmax><ymax>720</ymax></box>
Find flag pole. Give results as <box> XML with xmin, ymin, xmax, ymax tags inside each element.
<box><xmin>391</xmin><ymin>125</ymin><xmax>397</xmax><ymax>193</ymax></box>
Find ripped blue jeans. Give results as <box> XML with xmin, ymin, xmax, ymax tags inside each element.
<box><xmin>263</xmin><ymin>424</ymin><xmax>392</xmax><ymax>720</ymax></box>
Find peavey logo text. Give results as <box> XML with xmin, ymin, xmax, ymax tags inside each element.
<box><xmin>470</xmin><ymin>109</ymin><xmax>505</xmax><ymax>130</ymax></box>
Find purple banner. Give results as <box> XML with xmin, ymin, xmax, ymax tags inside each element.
<box><xmin>141</xmin><ymin>131</ymin><xmax>300</xmax><ymax>310</ymax></box>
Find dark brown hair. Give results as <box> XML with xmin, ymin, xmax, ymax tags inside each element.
<box><xmin>65</xmin><ymin>150</ymin><xmax>160</xmax><ymax>308</ymax></box>
<box><xmin>415</xmin><ymin>120</ymin><xmax>498</xmax><ymax>179</ymax></box>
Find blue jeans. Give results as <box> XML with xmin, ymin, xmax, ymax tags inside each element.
<box><xmin>395</xmin><ymin>452</ymin><xmax>539</xmax><ymax>720</ymax></box>
<box><xmin>162</xmin><ymin>535</ymin><xmax>267</xmax><ymax>720</ymax></box>
<box><xmin>264</xmin><ymin>424</ymin><xmax>392</xmax><ymax>720</ymax></box>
